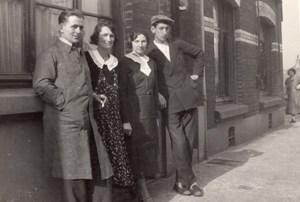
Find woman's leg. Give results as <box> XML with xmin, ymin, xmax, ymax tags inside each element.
<box><xmin>137</xmin><ymin>174</ymin><xmax>152</xmax><ymax>201</ymax></box>
<box><xmin>291</xmin><ymin>114</ymin><xmax>296</xmax><ymax>123</ymax></box>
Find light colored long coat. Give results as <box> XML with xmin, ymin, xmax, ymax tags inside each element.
<box><xmin>33</xmin><ymin>40</ymin><xmax>113</xmax><ymax>180</ymax></box>
<box><xmin>285</xmin><ymin>75</ymin><xmax>300</xmax><ymax>115</ymax></box>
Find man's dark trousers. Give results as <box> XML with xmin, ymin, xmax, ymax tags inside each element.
<box><xmin>166</xmin><ymin>108</ymin><xmax>197</xmax><ymax>187</ymax></box>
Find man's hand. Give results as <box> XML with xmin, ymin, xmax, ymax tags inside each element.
<box><xmin>158</xmin><ymin>93</ymin><xmax>167</xmax><ymax>109</ymax></box>
<box><xmin>123</xmin><ymin>122</ymin><xmax>132</xmax><ymax>136</ymax></box>
<box><xmin>190</xmin><ymin>75</ymin><xmax>199</xmax><ymax>80</ymax></box>
<box><xmin>93</xmin><ymin>93</ymin><xmax>107</xmax><ymax>107</ymax></box>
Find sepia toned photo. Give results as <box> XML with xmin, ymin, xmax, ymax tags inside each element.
<box><xmin>0</xmin><ymin>0</ymin><xmax>299</xmax><ymax>201</ymax></box>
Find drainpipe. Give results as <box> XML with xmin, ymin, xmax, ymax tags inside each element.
<box><xmin>256</xmin><ymin>0</ymin><xmax>261</xmax><ymax>92</ymax></box>
<box><xmin>200</xmin><ymin>0</ymin><xmax>208</xmax><ymax>160</ymax></box>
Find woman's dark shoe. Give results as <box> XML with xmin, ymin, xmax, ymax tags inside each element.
<box><xmin>173</xmin><ymin>183</ymin><xmax>192</xmax><ymax>196</ymax></box>
<box><xmin>189</xmin><ymin>183</ymin><xmax>204</xmax><ymax>197</ymax></box>
<box><xmin>290</xmin><ymin>119</ymin><xmax>296</xmax><ymax>123</ymax></box>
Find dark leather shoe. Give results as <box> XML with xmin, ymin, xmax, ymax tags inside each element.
<box><xmin>173</xmin><ymin>183</ymin><xmax>192</xmax><ymax>196</ymax></box>
<box><xmin>189</xmin><ymin>184</ymin><xmax>204</xmax><ymax>197</ymax></box>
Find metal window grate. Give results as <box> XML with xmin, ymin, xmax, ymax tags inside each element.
<box><xmin>228</xmin><ymin>126</ymin><xmax>235</xmax><ymax>147</ymax></box>
<box><xmin>268</xmin><ymin>113</ymin><xmax>272</xmax><ymax>129</ymax></box>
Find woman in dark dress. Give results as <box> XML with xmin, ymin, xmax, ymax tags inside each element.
<box><xmin>119</xmin><ymin>32</ymin><xmax>161</xmax><ymax>202</ymax></box>
<box><xmin>85</xmin><ymin>20</ymin><xmax>135</xmax><ymax>200</ymax></box>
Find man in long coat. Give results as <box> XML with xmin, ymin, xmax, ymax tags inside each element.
<box><xmin>147</xmin><ymin>14</ymin><xmax>205</xmax><ymax>197</ymax></box>
<box><xmin>33</xmin><ymin>9</ymin><xmax>113</xmax><ymax>201</ymax></box>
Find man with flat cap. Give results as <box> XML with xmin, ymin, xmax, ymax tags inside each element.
<box><xmin>147</xmin><ymin>14</ymin><xmax>205</xmax><ymax>197</ymax></box>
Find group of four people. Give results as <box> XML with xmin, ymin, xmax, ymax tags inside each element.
<box><xmin>33</xmin><ymin>8</ymin><xmax>205</xmax><ymax>202</ymax></box>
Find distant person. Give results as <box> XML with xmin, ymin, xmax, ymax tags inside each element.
<box><xmin>33</xmin><ymin>9</ymin><xmax>113</xmax><ymax>201</ymax></box>
<box><xmin>147</xmin><ymin>14</ymin><xmax>205</xmax><ymax>197</ymax></box>
<box><xmin>119</xmin><ymin>31</ymin><xmax>160</xmax><ymax>201</ymax></box>
<box><xmin>285</xmin><ymin>68</ymin><xmax>300</xmax><ymax>123</ymax></box>
<box><xmin>85</xmin><ymin>20</ymin><xmax>135</xmax><ymax>199</ymax></box>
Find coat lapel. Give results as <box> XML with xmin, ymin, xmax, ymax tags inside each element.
<box><xmin>148</xmin><ymin>40</ymin><xmax>177</xmax><ymax>76</ymax></box>
<box><xmin>168</xmin><ymin>40</ymin><xmax>178</xmax><ymax>76</ymax></box>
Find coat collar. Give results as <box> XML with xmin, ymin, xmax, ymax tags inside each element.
<box><xmin>57</xmin><ymin>38</ymin><xmax>82</xmax><ymax>55</ymax></box>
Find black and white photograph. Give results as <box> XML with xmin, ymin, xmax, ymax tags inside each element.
<box><xmin>0</xmin><ymin>0</ymin><xmax>299</xmax><ymax>201</ymax></box>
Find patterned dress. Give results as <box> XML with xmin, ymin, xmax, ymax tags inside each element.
<box><xmin>85</xmin><ymin>50</ymin><xmax>134</xmax><ymax>187</ymax></box>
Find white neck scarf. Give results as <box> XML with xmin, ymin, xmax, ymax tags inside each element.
<box><xmin>125</xmin><ymin>52</ymin><xmax>151</xmax><ymax>76</ymax></box>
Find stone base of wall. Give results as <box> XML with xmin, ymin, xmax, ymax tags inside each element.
<box><xmin>0</xmin><ymin>113</ymin><xmax>62</xmax><ymax>202</ymax></box>
<box><xmin>206</xmin><ymin>106</ymin><xmax>285</xmax><ymax>156</ymax></box>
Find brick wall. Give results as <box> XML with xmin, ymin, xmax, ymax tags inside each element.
<box><xmin>203</xmin><ymin>0</ymin><xmax>283</xmax><ymax>122</ymax></box>
<box><xmin>120</xmin><ymin>0</ymin><xmax>283</xmax><ymax>126</ymax></box>
<box><xmin>234</xmin><ymin>0</ymin><xmax>260</xmax><ymax>114</ymax></box>
<box><xmin>121</xmin><ymin>0</ymin><xmax>172</xmax><ymax>54</ymax></box>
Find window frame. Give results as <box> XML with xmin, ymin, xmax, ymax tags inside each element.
<box><xmin>257</xmin><ymin>20</ymin><xmax>272</xmax><ymax>96</ymax></box>
<box><xmin>214</xmin><ymin>0</ymin><xmax>235</xmax><ymax>103</ymax></box>
<box><xmin>0</xmin><ymin>0</ymin><xmax>114</xmax><ymax>88</ymax></box>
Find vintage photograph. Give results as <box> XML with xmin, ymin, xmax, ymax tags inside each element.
<box><xmin>0</xmin><ymin>0</ymin><xmax>299</xmax><ymax>201</ymax></box>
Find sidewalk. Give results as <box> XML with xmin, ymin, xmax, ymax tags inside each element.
<box><xmin>147</xmin><ymin>116</ymin><xmax>300</xmax><ymax>202</ymax></box>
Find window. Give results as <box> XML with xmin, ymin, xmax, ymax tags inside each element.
<box><xmin>0</xmin><ymin>0</ymin><xmax>112</xmax><ymax>87</ymax></box>
<box><xmin>257</xmin><ymin>21</ymin><xmax>272</xmax><ymax>95</ymax></box>
<box><xmin>0</xmin><ymin>0</ymin><xmax>26</xmax><ymax>83</ymax></box>
<box><xmin>213</xmin><ymin>0</ymin><xmax>235</xmax><ymax>102</ymax></box>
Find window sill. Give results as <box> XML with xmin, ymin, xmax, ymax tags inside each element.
<box><xmin>215</xmin><ymin>103</ymin><xmax>249</xmax><ymax>120</ymax></box>
<box><xmin>0</xmin><ymin>88</ymin><xmax>43</xmax><ymax>115</ymax></box>
<box><xmin>259</xmin><ymin>96</ymin><xmax>282</xmax><ymax>110</ymax></box>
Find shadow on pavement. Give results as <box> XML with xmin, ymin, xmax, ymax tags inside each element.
<box><xmin>199</xmin><ymin>149</ymin><xmax>263</xmax><ymax>188</ymax></box>
<box><xmin>146</xmin><ymin>149</ymin><xmax>263</xmax><ymax>202</ymax></box>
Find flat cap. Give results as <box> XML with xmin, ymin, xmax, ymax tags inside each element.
<box><xmin>151</xmin><ymin>14</ymin><xmax>174</xmax><ymax>25</ymax></box>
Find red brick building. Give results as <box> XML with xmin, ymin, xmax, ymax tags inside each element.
<box><xmin>0</xmin><ymin>0</ymin><xmax>283</xmax><ymax>200</ymax></box>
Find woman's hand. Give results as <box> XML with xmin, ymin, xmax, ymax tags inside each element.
<box><xmin>123</xmin><ymin>122</ymin><xmax>132</xmax><ymax>136</ymax></box>
<box><xmin>93</xmin><ymin>93</ymin><xmax>107</xmax><ymax>107</ymax></box>
<box><xmin>158</xmin><ymin>93</ymin><xmax>167</xmax><ymax>109</ymax></box>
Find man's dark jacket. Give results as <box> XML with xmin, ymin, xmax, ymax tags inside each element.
<box><xmin>147</xmin><ymin>39</ymin><xmax>205</xmax><ymax>114</ymax></box>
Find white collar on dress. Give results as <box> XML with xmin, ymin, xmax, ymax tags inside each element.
<box><xmin>88</xmin><ymin>49</ymin><xmax>118</xmax><ymax>71</ymax></box>
<box><xmin>125</xmin><ymin>52</ymin><xmax>151</xmax><ymax>76</ymax></box>
<box><xmin>125</xmin><ymin>52</ymin><xmax>149</xmax><ymax>63</ymax></box>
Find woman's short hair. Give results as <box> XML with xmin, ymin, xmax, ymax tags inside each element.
<box><xmin>90</xmin><ymin>20</ymin><xmax>117</xmax><ymax>45</ymax></box>
<box><xmin>127</xmin><ymin>32</ymin><xmax>149</xmax><ymax>49</ymax></box>
<box><xmin>58</xmin><ymin>9</ymin><xmax>83</xmax><ymax>24</ymax></box>
<box><xmin>288</xmin><ymin>68</ymin><xmax>296</xmax><ymax>75</ymax></box>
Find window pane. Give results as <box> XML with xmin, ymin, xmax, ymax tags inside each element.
<box><xmin>214</xmin><ymin>0</ymin><xmax>233</xmax><ymax>98</ymax></box>
<box><xmin>82</xmin><ymin>0</ymin><xmax>112</xmax><ymax>17</ymax></box>
<box><xmin>36</xmin><ymin>0</ymin><xmax>72</xmax><ymax>8</ymax></box>
<box><xmin>83</xmin><ymin>16</ymin><xmax>99</xmax><ymax>51</ymax></box>
<box><xmin>0</xmin><ymin>0</ymin><xmax>25</xmax><ymax>73</ymax></box>
<box><xmin>35</xmin><ymin>6</ymin><xmax>62</xmax><ymax>56</ymax></box>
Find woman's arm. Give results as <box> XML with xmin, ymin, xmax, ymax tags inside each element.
<box><xmin>119</xmin><ymin>58</ymin><xmax>133</xmax><ymax>135</ymax></box>
<box><xmin>119</xmin><ymin>58</ymin><xmax>130</xmax><ymax>123</ymax></box>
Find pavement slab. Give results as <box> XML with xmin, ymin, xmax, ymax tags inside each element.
<box><xmin>147</xmin><ymin>116</ymin><xmax>300</xmax><ymax>202</ymax></box>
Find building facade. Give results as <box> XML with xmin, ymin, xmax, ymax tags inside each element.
<box><xmin>0</xmin><ymin>0</ymin><xmax>283</xmax><ymax>200</ymax></box>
